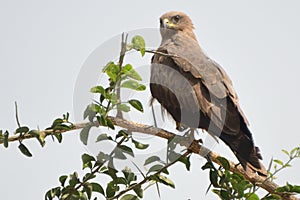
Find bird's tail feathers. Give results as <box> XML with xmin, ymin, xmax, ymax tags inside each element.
<box><xmin>235</xmin><ymin>146</ymin><xmax>267</xmax><ymax>177</ymax></box>
<box><xmin>220</xmin><ymin>129</ymin><xmax>267</xmax><ymax>177</ymax></box>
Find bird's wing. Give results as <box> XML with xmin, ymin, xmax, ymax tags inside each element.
<box><xmin>160</xmin><ymin>32</ymin><xmax>250</xmax><ymax>134</ymax></box>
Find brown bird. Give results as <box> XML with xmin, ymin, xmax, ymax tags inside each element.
<box><xmin>150</xmin><ymin>11</ymin><xmax>266</xmax><ymax>176</ymax></box>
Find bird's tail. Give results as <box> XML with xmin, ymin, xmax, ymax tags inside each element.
<box><xmin>220</xmin><ymin>131</ymin><xmax>267</xmax><ymax>177</ymax></box>
<box><xmin>235</xmin><ymin>146</ymin><xmax>267</xmax><ymax>177</ymax></box>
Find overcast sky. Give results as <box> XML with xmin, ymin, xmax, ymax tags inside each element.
<box><xmin>1</xmin><ymin>0</ymin><xmax>300</xmax><ymax>199</ymax></box>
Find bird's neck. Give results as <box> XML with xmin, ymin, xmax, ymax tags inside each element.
<box><xmin>161</xmin><ymin>28</ymin><xmax>198</xmax><ymax>43</ymax></box>
<box><xmin>183</xmin><ymin>29</ymin><xmax>198</xmax><ymax>41</ymax></box>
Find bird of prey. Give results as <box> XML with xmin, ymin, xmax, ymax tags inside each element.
<box><xmin>150</xmin><ymin>11</ymin><xmax>266</xmax><ymax>175</ymax></box>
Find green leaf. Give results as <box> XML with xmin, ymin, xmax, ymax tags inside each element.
<box><xmin>121</xmin><ymin>80</ymin><xmax>146</xmax><ymax>91</ymax></box>
<box><xmin>90</xmin><ymin>86</ymin><xmax>106</xmax><ymax>96</ymax></box>
<box><xmin>122</xmin><ymin>167</ymin><xmax>136</xmax><ymax>185</ymax></box>
<box><xmin>52</xmin><ymin>124</ymin><xmax>71</xmax><ymax>131</ymax></box>
<box><xmin>167</xmin><ymin>150</ymin><xmax>180</xmax><ymax>162</ymax></box>
<box><xmin>178</xmin><ymin>155</ymin><xmax>191</xmax><ymax>171</ymax></box>
<box><xmin>83</xmin><ymin>104</ymin><xmax>96</xmax><ymax>122</ymax></box>
<box><xmin>128</xmin><ymin>99</ymin><xmax>144</xmax><ymax>112</ymax></box>
<box><xmin>144</xmin><ymin>156</ymin><xmax>161</xmax><ymax>166</ymax></box>
<box><xmin>28</xmin><ymin>130</ymin><xmax>40</xmax><ymax>137</ymax></box>
<box><xmin>290</xmin><ymin>185</ymin><xmax>300</xmax><ymax>193</ymax></box>
<box><xmin>80</xmin><ymin>125</ymin><xmax>92</xmax><ymax>145</ymax></box>
<box><xmin>154</xmin><ymin>174</ymin><xmax>175</xmax><ymax>189</ymax></box>
<box><xmin>18</xmin><ymin>143</ymin><xmax>32</xmax><ymax>157</ymax></box>
<box><xmin>116</xmin><ymin>130</ymin><xmax>129</xmax><ymax>140</ymax></box>
<box><xmin>3</xmin><ymin>131</ymin><xmax>9</xmax><ymax>148</ymax></box>
<box><xmin>275</xmin><ymin>185</ymin><xmax>289</xmax><ymax>193</ymax></box>
<box><xmin>59</xmin><ymin>175</ymin><xmax>68</xmax><ymax>187</ymax></box>
<box><xmin>273</xmin><ymin>159</ymin><xmax>284</xmax><ymax>166</ymax></box>
<box><xmin>96</xmin><ymin>152</ymin><xmax>109</xmax><ymax>164</ymax></box>
<box><xmin>132</xmin><ymin>139</ymin><xmax>149</xmax><ymax>149</ymax></box>
<box><xmin>15</xmin><ymin>126</ymin><xmax>29</xmax><ymax>134</ymax></box>
<box><xmin>284</xmin><ymin>163</ymin><xmax>292</xmax><ymax>168</ymax></box>
<box><xmin>91</xmin><ymin>182</ymin><xmax>104</xmax><ymax>196</ymax></box>
<box><xmin>282</xmin><ymin>149</ymin><xmax>289</xmax><ymax>156</ymax></box>
<box><xmin>69</xmin><ymin>172</ymin><xmax>80</xmax><ymax>187</ymax></box>
<box><xmin>238</xmin><ymin>180</ymin><xmax>252</xmax><ymax>192</ymax></box>
<box><xmin>97</xmin><ymin>115</ymin><xmax>107</xmax><ymax>127</ymax></box>
<box><xmin>102</xmin><ymin>62</ymin><xmax>120</xmax><ymax>82</ymax></box>
<box><xmin>83</xmin><ymin>173</ymin><xmax>96</xmax><ymax>182</ymax></box>
<box><xmin>103</xmin><ymin>167</ymin><xmax>118</xmax><ymax>180</ymax></box>
<box><xmin>28</xmin><ymin>129</ymin><xmax>45</xmax><ymax>147</ymax></box>
<box><xmin>119</xmin><ymin>145</ymin><xmax>134</xmax><ymax>157</ymax></box>
<box><xmin>108</xmin><ymin>93</ymin><xmax>118</xmax><ymax>105</ymax></box>
<box><xmin>51</xmin><ymin>118</ymin><xmax>63</xmax><ymax>126</ymax></box>
<box><xmin>82</xmin><ymin>153</ymin><xmax>95</xmax><ymax>169</ymax></box>
<box><xmin>147</xmin><ymin>164</ymin><xmax>168</xmax><ymax>175</ymax></box>
<box><xmin>63</xmin><ymin>112</ymin><xmax>69</xmax><ymax>121</ymax></box>
<box><xmin>220</xmin><ymin>189</ymin><xmax>230</xmax><ymax>199</ymax></box>
<box><xmin>133</xmin><ymin>185</ymin><xmax>143</xmax><ymax>198</ymax></box>
<box><xmin>117</xmin><ymin>104</ymin><xmax>131</xmax><ymax>112</ymax></box>
<box><xmin>201</xmin><ymin>161</ymin><xmax>214</xmax><ymax>170</ymax></box>
<box><xmin>209</xmin><ymin>170</ymin><xmax>219</xmax><ymax>187</ymax></box>
<box><xmin>106</xmin><ymin>118</ymin><xmax>115</xmax><ymax>130</ymax></box>
<box><xmin>83</xmin><ymin>183</ymin><xmax>93</xmax><ymax>200</ymax></box>
<box><xmin>37</xmin><ymin>131</ymin><xmax>46</xmax><ymax>147</ymax></box>
<box><xmin>217</xmin><ymin>156</ymin><xmax>230</xmax><ymax>170</ymax></box>
<box><xmin>120</xmin><ymin>194</ymin><xmax>139</xmax><ymax>200</ymax></box>
<box><xmin>212</xmin><ymin>189</ymin><xmax>221</xmax><ymax>198</ymax></box>
<box><xmin>54</xmin><ymin>133</ymin><xmax>63</xmax><ymax>143</ymax></box>
<box><xmin>106</xmin><ymin>181</ymin><xmax>119</xmax><ymax>198</ymax></box>
<box><xmin>245</xmin><ymin>193</ymin><xmax>260</xmax><ymax>200</ymax></box>
<box><xmin>95</xmin><ymin>133</ymin><xmax>113</xmax><ymax>143</ymax></box>
<box><xmin>276</xmin><ymin>183</ymin><xmax>300</xmax><ymax>193</ymax></box>
<box><xmin>122</xmin><ymin>64</ymin><xmax>142</xmax><ymax>81</ymax></box>
<box><xmin>91</xmin><ymin>104</ymin><xmax>105</xmax><ymax>115</ymax></box>
<box><xmin>114</xmin><ymin>177</ymin><xmax>128</xmax><ymax>185</ymax></box>
<box><xmin>45</xmin><ymin>187</ymin><xmax>61</xmax><ymax>200</ymax></box>
<box><xmin>131</xmin><ymin>35</ymin><xmax>146</xmax><ymax>56</ymax></box>
<box><xmin>114</xmin><ymin>148</ymin><xmax>127</xmax><ymax>160</ymax></box>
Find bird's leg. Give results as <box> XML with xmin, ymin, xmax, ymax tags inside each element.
<box><xmin>194</xmin><ymin>130</ymin><xmax>203</xmax><ymax>144</ymax></box>
<box><xmin>235</xmin><ymin>163</ymin><xmax>242</xmax><ymax>168</ymax></box>
<box><xmin>143</xmin><ymin>105</ymin><xmax>160</xmax><ymax>130</ymax></box>
<box><xmin>176</xmin><ymin>121</ymin><xmax>188</xmax><ymax>132</ymax></box>
<box><xmin>151</xmin><ymin>104</ymin><xmax>158</xmax><ymax>128</ymax></box>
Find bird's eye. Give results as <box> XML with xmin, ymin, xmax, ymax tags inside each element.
<box><xmin>172</xmin><ymin>15</ymin><xmax>181</xmax><ymax>23</ymax></box>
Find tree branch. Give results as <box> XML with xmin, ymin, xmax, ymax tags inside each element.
<box><xmin>1</xmin><ymin>117</ymin><xmax>299</xmax><ymax>200</ymax></box>
<box><xmin>116</xmin><ymin>33</ymin><xmax>128</xmax><ymax>119</ymax></box>
<box><xmin>144</xmin><ymin>49</ymin><xmax>179</xmax><ymax>58</ymax></box>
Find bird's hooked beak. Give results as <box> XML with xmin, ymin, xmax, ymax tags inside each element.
<box><xmin>161</xmin><ymin>18</ymin><xmax>175</xmax><ymax>29</ymax></box>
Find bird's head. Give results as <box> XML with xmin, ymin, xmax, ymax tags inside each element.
<box><xmin>159</xmin><ymin>11</ymin><xmax>196</xmax><ymax>40</ymax></box>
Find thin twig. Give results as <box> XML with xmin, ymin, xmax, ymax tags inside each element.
<box><xmin>14</xmin><ymin>102</ymin><xmax>21</xmax><ymax>128</ymax></box>
<box><xmin>151</xmin><ymin>105</ymin><xmax>158</xmax><ymax>128</ymax></box>
<box><xmin>144</xmin><ymin>49</ymin><xmax>179</xmax><ymax>58</ymax></box>
<box><xmin>116</xmin><ymin>33</ymin><xmax>128</xmax><ymax>119</ymax></box>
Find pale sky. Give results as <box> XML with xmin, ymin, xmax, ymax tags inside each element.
<box><xmin>1</xmin><ymin>0</ymin><xmax>300</xmax><ymax>199</ymax></box>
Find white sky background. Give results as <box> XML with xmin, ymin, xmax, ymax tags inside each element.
<box><xmin>0</xmin><ymin>0</ymin><xmax>300</xmax><ymax>199</ymax></box>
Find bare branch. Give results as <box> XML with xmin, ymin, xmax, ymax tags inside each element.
<box><xmin>116</xmin><ymin>32</ymin><xmax>128</xmax><ymax>119</ymax></box>
<box><xmin>14</xmin><ymin>102</ymin><xmax>21</xmax><ymax>128</ymax></box>
<box><xmin>144</xmin><ymin>49</ymin><xmax>179</xmax><ymax>58</ymax></box>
